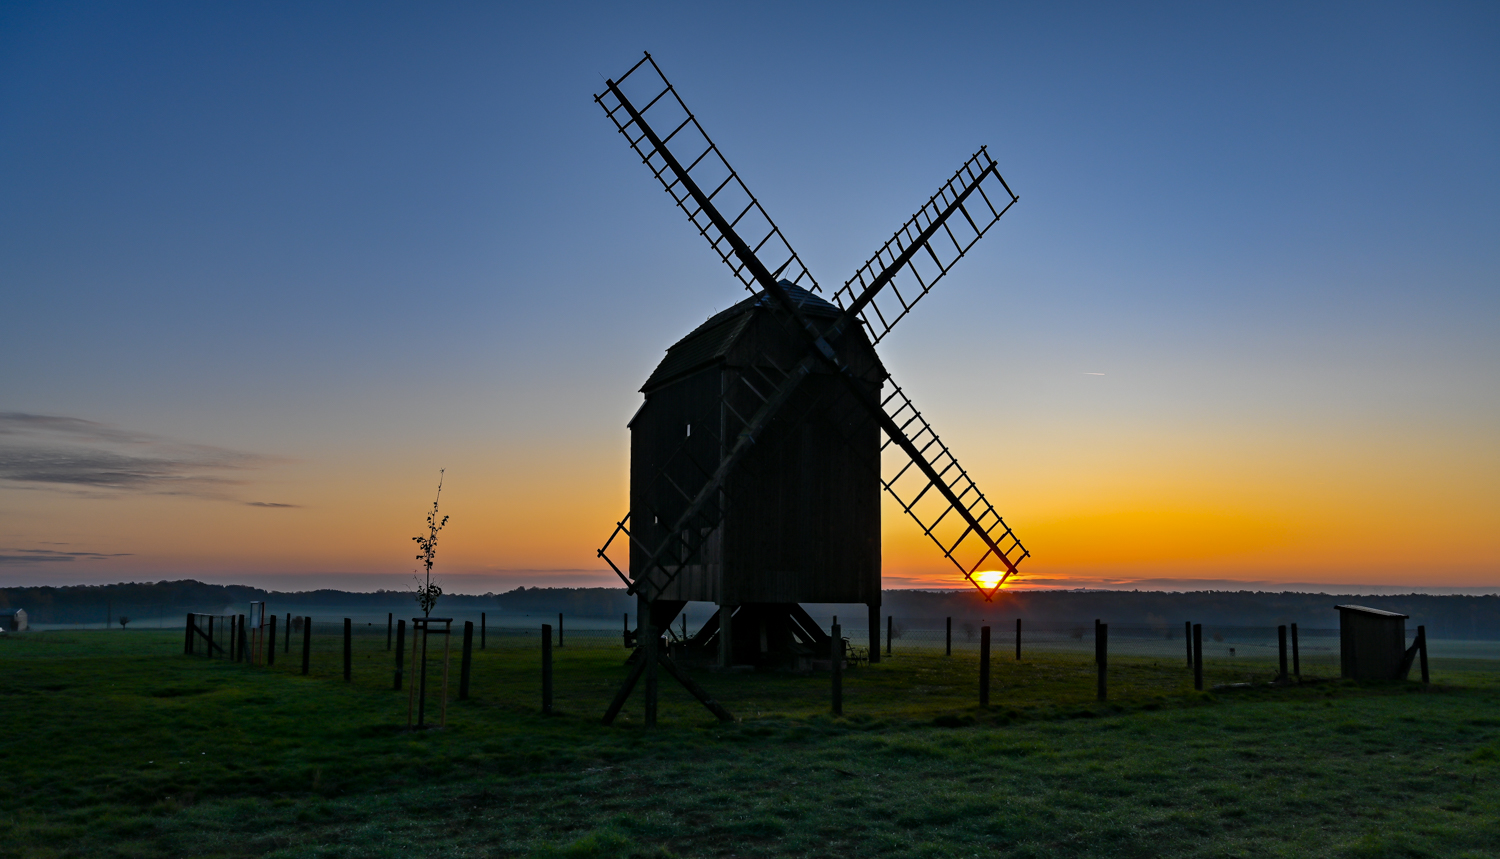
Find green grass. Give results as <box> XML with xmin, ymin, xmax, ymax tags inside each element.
<box><xmin>1</xmin><ymin>630</ymin><xmax>1497</xmax><ymax>858</ymax></box>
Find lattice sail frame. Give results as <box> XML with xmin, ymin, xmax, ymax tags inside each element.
<box><xmin>594</xmin><ymin>52</ymin><xmax>1028</xmax><ymax>602</ymax></box>
<box><xmin>595</xmin><ymin>54</ymin><xmax>821</xmax><ymax>296</ymax></box>
<box><xmin>879</xmin><ymin>382</ymin><xmax>1028</xmax><ymax>596</ymax></box>
<box><xmin>830</xmin><ymin>150</ymin><xmax>1018</xmax><ymax>346</ymax></box>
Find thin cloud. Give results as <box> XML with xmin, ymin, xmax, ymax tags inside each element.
<box><xmin>246</xmin><ymin>501</ymin><xmax>299</xmax><ymax>508</ymax></box>
<box><xmin>0</xmin><ymin>412</ymin><xmax>152</xmax><ymax>444</ymax></box>
<box><xmin>0</xmin><ymin>412</ymin><xmax>284</xmax><ymax>500</ymax></box>
<box><xmin>1083</xmin><ymin>372</ymin><xmax>1105</xmax><ymax>376</ymax></box>
<box><xmin>0</xmin><ymin>548</ymin><xmax>132</xmax><ymax>565</ymax></box>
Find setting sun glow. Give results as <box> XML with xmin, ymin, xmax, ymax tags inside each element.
<box><xmin>973</xmin><ymin>570</ymin><xmax>1006</xmax><ymax>591</ymax></box>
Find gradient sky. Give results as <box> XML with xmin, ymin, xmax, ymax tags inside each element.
<box><xmin>2</xmin><ymin>2</ymin><xmax>1496</xmax><ymax>594</ymax></box>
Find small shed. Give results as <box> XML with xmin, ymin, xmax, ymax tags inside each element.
<box><xmin>0</xmin><ymin>609</ymin><xmax>28</xmax><ymax>633</ymax></box>
<box><xmin>1336</xmin><ymin>604</ymin><xmax>1408</xmax><ymax>680</ymax></box>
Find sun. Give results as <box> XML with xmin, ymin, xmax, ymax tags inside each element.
<box><xmin>973</xmin><ymin>570</ymin><xmax>1006</xmax><ymax>591</ymax></box>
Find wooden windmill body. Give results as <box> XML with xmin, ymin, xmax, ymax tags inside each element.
<box><xmin>630</xmin><ymin>283</ymin><xmax>886</xmax><ymax>666</ymax></box>
<box><xmin>595</xmin><ymin>53</ymin><xmax>1031</xmax><ymax>725</ymax></box>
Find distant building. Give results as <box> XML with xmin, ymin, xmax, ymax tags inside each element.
<box><xmin>0</xmin><ymin>609</ymin><xmax>28</xmax><ymax>632</ymax></box>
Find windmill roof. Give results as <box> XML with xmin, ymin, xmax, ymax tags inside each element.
<box><xmin>641</xmin><ymin>281</ymin><xmax>842</xmax><ymax>392</ymax></box>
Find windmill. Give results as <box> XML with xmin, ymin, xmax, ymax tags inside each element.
<box><xmin>595</xmin><ymin>53</ymin><xmax>1029</xmax><ymax>725</ymax></box>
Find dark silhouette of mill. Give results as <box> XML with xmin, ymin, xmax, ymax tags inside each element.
<box><xmin>595</xmin><ymin>53</ymin><xmax>1030</xmax><ymax>725</ymax></box>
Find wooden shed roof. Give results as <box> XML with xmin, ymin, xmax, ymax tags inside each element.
<box><xmin>1335</xmin><ymin>604</ymin><xmax>1408</xmax><ymax>619</ymax></box>
<box><xmin>641</xmin><ymin>281</ymin><xmax>845</xmax><ymax>393</ymax></box>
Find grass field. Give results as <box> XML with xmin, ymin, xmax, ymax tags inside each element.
<box><xmin>1</xmin><ymin>630</ymin><xmax>1497</xmax><ymax>858</ymax></box>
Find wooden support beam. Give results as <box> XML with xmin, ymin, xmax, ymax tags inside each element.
<box><xmin>657</xmin><ymin>655</ymin><xmax>734</xmax><ymax>722</ymax></box>
<box><xmin>601</xmin><ymin>652</ymin><xmax>649</xmax><ymax>726</ymax></box>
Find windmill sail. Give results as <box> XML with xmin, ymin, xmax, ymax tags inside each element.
<box><xmin>878</xmin><ymin>380</ymin><xmax>1028</xmax><ymax>595</ymax></box>
<box><xmin>832</xmin><ymin>149</ymin><xmax>1018</xmax><ymax>345</ymax></box>
<box><xmin>595</xmin><ymin>53</ymin><xmax>820</xmax><ymax>296</ymax></box>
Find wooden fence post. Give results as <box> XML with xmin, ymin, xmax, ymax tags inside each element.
<box><xmin>266</xmin><ymin>615</ymin><xmax>276</xmax><ymax>667</ymax></box>
<box><xmin>1278</xmin><ymin>625</ymin><xmax>1289</xmax><ymax>681</ymax></box>
<box><xmin>979</xmin><ymin>625</ymin><xmax>991</xmax><ymax>706</ymax></box>
<box><xmin>394</xmin><ymin>619</ymin><xmax>406</xmax><ymax>690</ymax></box>
<box><xmin>301</xmin><ymin>617</ymin><xmax>311</xmax><ymax>676</ymax></box>
<box><xmin>1193</xmin><ymin>623</ymin><xmax>1204</xmax><ymax>691</ymax></box>
<box><xmin>945</xmin><ymin>617</ymin><xmax>952</xmax><ymax>656</ymax></box>
<box><xmin>184</xmin><ymin>613</ymin><xmax>195</xmax><ymax>655</ymax></box>
<box><xmin>1185</xmin><ymin>621</ymin><xmax>1193</xmax><ymax>668</ymax></box>
<box><xmin>886</xmin><ymin>615</ymin><xmax>893</xmax><ymax>657</ymax></box>
<box><xmin>558</xmin><ymin>613</ymin><xmax>564</xmax><ymax>648</ymax></box>
<box><xmin>642</xmin><ymin>605</ymin><xmax>660</xmax><ymax>727</ymax></box>
<box><xmin>623</xmin><ymin>612</ymin><xmax>630</xmax><ymax>648</ymax></box>
<box><xmin>207</xmin><ymin>615</ymin><xmax>215</xmax><ymax>659</ymax></box>
<box><xmin>1096</xmin><ymin>623</ymin><xmax>1108</xmax><ymax>702</ymax></box>
<box><xmin>831</xmin><ymin>622</ymin><xmax>843</xmax><ymax>715</ymax></box>
<box><xmin>1418</xmin><ymin>625</ymin><xmax>1429</xmax><ymax>684</ymax></box>
<box><xmin>229</xmin><ymin>615</ymin><xmax>238</xmax><ymax>662</ymax></box>
<box><xmin>342</xmin><ymin>618</ymin><xmax>352</xmax><ymax>681</ymax></box>
<box><xmin>459</xmin><ymin>621</ymin><xmax>474</xmax><ymax>700</ymax></box>
<box><xmin>1291</xmin><ymin>623</ymin><xmax>1300</xmax><ymax>678</ymax></box>
<box><xmin>541</xmin><ymin>623</ymin><xmax>554</xmax><ymax>715</ymax></box>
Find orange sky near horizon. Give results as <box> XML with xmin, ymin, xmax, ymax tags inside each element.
<box><xmin>3</xmin><ymin>398</ymin><xmax>1492</xmax><ymax>593</ymax></box>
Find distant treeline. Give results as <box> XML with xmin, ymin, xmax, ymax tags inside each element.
<box><xmin>3</xmin><ymin>581</ymin><xmax>1497</xmax><ymax>638</ymax></box>
<box><xmin>0</xmin><ymin>581</ymin><xmax>500</xmax><ymax>624</ymax></box>
<box><xmin>877</xmin><ymin>590</ymin><xmax>1500</xmax><ymax>638</ymax></box>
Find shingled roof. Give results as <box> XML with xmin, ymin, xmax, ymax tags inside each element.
<box><xmin>640</xmin><ymin>281</ymin><xmax>842</xmax><ymax>392</ymax></box>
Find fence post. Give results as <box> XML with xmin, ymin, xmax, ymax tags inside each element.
<box><xmin>394</xmin><ymin>619</ymin><xmax>406</xmax><ymax>690</ymax></box>
<box><xmin>1016</xmin><ymin>618</ymin><xmax>1022</xmax><ymax>661</ymax></box>
<box><xmin>1193</xmin><ymin>623</ymin><xmax>1204</xmax><ymax>691</ymax></box>
<box><xmin>301</xmin><ymin>617</ymin><xmax>311</xmax><ymax>676</ymax></box>
<box><xmin>541</xmin><ymin>623</ymin><xmax>554</xmax><ymax>715</ymax></box>
<box><xmin>886</xmin><ymin>615</ymin><xmax>893</xmax><ymax>657</ymax></box>
<box><xmin>229</xmin><ymin>615</ymin><xmax>238</xmax><ymax>662</ymax></box>
<box><xmin>387</xmin><ymin>613</ymin><xmax>393</xmax><ymax>651</ymax></box>
<box><xmin>285</xmin><ymin>613</ymin><xmax>291</xmax><ymax>653</ymax></box>
<box><xmin>868</xmin><ymin>603</ymin><xmax>880</xmax><ymax>664</ymax></box>
<box><xmin>266</xmin><ymin>615</ymin><xmax>276</xmax><ymax>667</ymax></box>
<box><xmin>1185</xmin><ymin>621</ymin><xmax>1193</xmax><ymax>668</ymax></box>
<box><xmin>1291</xmin><ymin>623</ymin><xmax>1300</xmax><ymax>678</ymax></box>
<box><xmin>1278</xmin><ymin>625</ymin><xmax>1289</xmax><ymax>681</ymax></box>
<box><xmin>945</xmin><ymin>617</ymin><xmax>952</xmax><ymax>656</ymax></box>
<box><xmin>831</xmin><ymin>622</ymin><xmax>843</xmax><ymax>716</ymax></box>
<box><xmin>342</xmin><ymin>618</ymin><xmax>352</xmax><ymax>682</ymax></box>
<box><xmin>459</xmin><ymin>621</ymin><xmax>474</xmax><ymax>700</ymax></box>
<box><xmin>207</xmin><ymin>615</ymin><xmax>215</xmax><ymax>659</ymax></box>
<box><xmin>558</xmin><ymin>613</ymin><xmax>564</xmax><ymax>648</ymax></box>
<box><xmin>643</xmin><ymin>609</ymin><xmax>659</xmax><ymax>727</ymax></box>
<box><xmin>481</xmin><ymin>612</ymin><xmax>486</xmax><ymax>650</ymax></box>
<box><xmin>979</xmin><ymin>625</ymin><xmax>991</xmax><ymax>706</ymax></box>
<box><xmin>1096</xmin><ymin>623</ymin><xmax>1108</xmax><ymax>702</ymax></box>
<box><xmin>185</xmin><ymin>613</ymin><xmax>195</xmax><ymax>655</ymax></box>
<box><xmin>1417</xmin><ymin>625</ymin><xmax>1429</xmax><ymax>684</ymax></box>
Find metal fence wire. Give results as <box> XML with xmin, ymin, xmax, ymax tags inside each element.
<box><xmin>178</xmin><ymin>613</ymin><xmax>1495</xmax><ymax>720</ymax></box>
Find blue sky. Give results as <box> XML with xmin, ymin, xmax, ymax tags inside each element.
<box><xmin>1</xmin><ymin>2</ymin><xmax>1496</xmax><ymax>592</ymax></box>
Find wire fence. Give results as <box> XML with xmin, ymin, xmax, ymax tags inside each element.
<box><xmin>166</xmin><ymin>609</ymin><xmax>1500</xmax><ymax>728</ymax></box>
